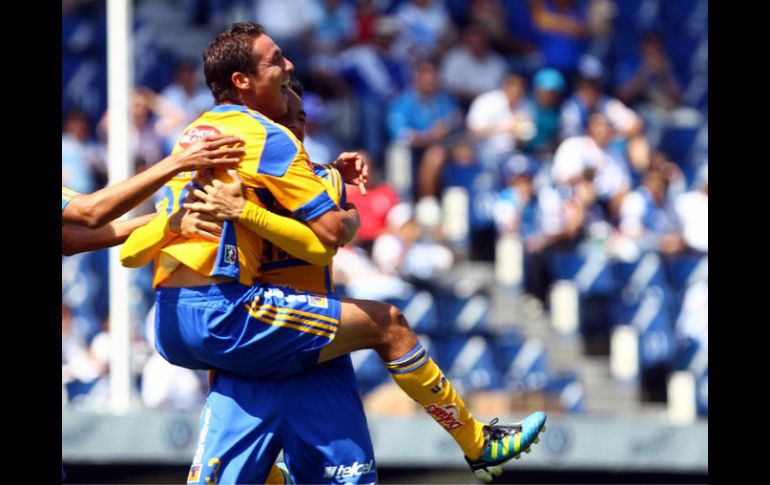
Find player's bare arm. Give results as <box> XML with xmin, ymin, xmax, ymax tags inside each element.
<box><xmin>62</xmin><ymin>134</ymin><xmax>245</xmax><ymax>228</ymax></box>
<box><xmin>62</xmin><ymin>213</ymin><xmax>155</xmax><ymax>255</ymax></box>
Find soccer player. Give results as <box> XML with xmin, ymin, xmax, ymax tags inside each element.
<box><xmin>121</xmin><ymin>22</ymin><xmax>545</xmax><ymax>483</ymax></box>
<box><xmin>62</xmin><ymin>134</ymin><xmax>244</xmax><ymax>255</ymax></box>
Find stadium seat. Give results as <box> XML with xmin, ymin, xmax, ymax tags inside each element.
<box><xmin>664</xmin><ymin>254</ymin><xmax>708</xmax><ymax>294</ymax></box>
<box><xmin>434</xmin><ymin>289</ymin><xmax>492</xmax><ymax>335</ymax></box>
<box><xmin>492</xmin><ymin>332</ymin><xmax>550</xmax><ymax>392</ymax></box>
<box><xmin>549</xmin><ymin>251</ymin><xmax>616</xmax><ymax>297</ymax></box>
<box><xmin>435</xmin><ymin>335</ymin><xmax>505</xmax><ymax>392</ymax></box>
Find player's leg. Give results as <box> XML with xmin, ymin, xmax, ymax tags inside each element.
<box><xmin>187</xmin><ymin>372</ymin><xmax>284</xmax><ymax>484</ymax></box>
<box><xmin>318</xmin><ymin>297</ymin><xmax>546</xmax><ymax>482</ymax></box>
<box><xmin>280</xmin><ymin>355</ymin><xmax>377</xmax><ymax>484</ymax></box>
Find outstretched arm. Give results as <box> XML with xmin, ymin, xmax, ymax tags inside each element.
<box><xmin>62</xmin><ymin>134</ymin><xmax>244</xmax><ymax>228</ymax></box>
<box><xmin>63</xmin><ymin>213</ymin><xmax>156</xmax><ymax>256</ymax></box>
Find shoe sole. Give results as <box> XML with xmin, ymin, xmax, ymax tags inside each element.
<box><xmin>475</xmin><ymin>424</ymin><xmax>547</xmax><ymax>482</ymax></box>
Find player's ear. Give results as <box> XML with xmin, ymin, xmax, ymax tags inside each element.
<box><xmin>231</xmin><ymin>72</ymin><xmax>251</xmax><ymax>90</ymax></box>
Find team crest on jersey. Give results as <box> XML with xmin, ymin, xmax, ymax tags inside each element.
<box><xmin>179</xmin><ymin>125</ymin><xmax>222</xmax><ymax>148</ymax></box>
<box><xmin>224</xmin><ymin>245</ymin><xmax>237</xmax><ymax>264</ymax></box>
<box><xmin>187</xmin><ymin>464</ymin><xmax>201</xmax><ymax>483</ymax></box>
<box><xmin>308</xmin><ymin>295</ymin><xmax>328</xmax><ymax>309</ymax></box>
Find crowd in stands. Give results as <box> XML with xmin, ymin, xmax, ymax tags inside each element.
<box><xmin>62</xmin><ymin>0</ymin><xmax>707</xmax><ymax>416</ymax></box>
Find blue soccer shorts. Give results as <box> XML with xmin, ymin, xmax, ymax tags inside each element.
<box><xmin>154</xmin><ymin>281</ymin><xmax>340</xmax><ymax>379</ymax></box>
<box><xmin>186</xmin><ymin>355</ymin><xmax>377</xmax><ymax>485</ymax></box>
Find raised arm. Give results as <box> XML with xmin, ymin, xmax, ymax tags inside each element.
<box><xmin>62</xmin><ymin>134</ymin><xmax>244</xmax><ymax>228</ymax></box>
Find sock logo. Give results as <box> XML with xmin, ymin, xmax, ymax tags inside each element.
<box><xmin>224</xmin><ymin>245</ymin><xmax>237</xmax><ymax>264</ymax></box>
<box><xmin>431</xmin><ymin>375</ymin><xmax>447</xmax><ymax>393</ymax></box>
<box><xmin>425</xmin><ymin>403</ymin><xmax>465</xmax><ymax>430</ymax></box>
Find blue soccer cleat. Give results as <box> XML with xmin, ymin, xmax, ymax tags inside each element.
<box><xmin>465</xmin><ymin>411</ymin><xmax>547</xmax><ymax>482</ymax></box>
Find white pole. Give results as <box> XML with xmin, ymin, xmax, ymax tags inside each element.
<box><xmin>107</xmin><ymin>0</ymin><xmax>134</xmax><ymax>414</ymax></box>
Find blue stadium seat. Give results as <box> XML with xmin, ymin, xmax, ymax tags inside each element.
<box><xmin>542</xmin><ymin>373</ymin><xmax>584</xmax><ymax>413</ymax></box>
<box><xmin>549</xmin><ymin>251</ymin><xmax>616</xmax><ymax>296</ymax></box>
<box><xmin>664</xmin><ymin>254</ymin><xmax>708</xmax><ymax>294</ymax></box>
<box><xmin>436</xmin><ymin>335</ymin><xmax>505</xmax><ymax>392</ymax></box>
<box><xmin>696</xmin><ymin>370</ymin><xmax>708</xmax><ymax>415</ymax></box>
<box><xmin>351</xmin><ymin>349</ymin><xmax>389</xmax><ymax>396</ymax></box>
<box><xmin>434</xmin><ymin>290</ymin><xmax>492</xmax><ymax>335</ymax></box>
<box><xmin>657</xmin><ymin>126</ymin><xmax>699</xmax><ymax>168</ymax></box>
<box><xmin>492</xmin><ymin>332</ymin><xmax>549</xmax><ymax>391</ymax></box>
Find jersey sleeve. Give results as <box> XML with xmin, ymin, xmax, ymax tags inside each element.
<box><xmin>120</xmin><ymin>214</ymin><xmax>177</xmax><ymax>268</ymax></box>
<box><xmin>61</xmin><ymin>186</ymin><xmax>80</xmax><ymax>213</ymax></box>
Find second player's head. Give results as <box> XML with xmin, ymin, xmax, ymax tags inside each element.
<box><xmin>203</xmin><ymin>22</ymin><xmax>295</xmax><ymax>120</ymax></box>
<box><xmin>275</xmin><ymin>77</ymin><xmax>307</xmax><ymax>142</ymax></box>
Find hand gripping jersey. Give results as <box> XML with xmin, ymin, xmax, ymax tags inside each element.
<box><xmin>152</xmin><ymin>104</ymin><xmax>338</xmax><ymax>287</ymax></box>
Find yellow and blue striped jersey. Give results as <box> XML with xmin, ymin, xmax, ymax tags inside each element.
<box><xmin>261</xmin><ymin>163</ymin><xmax>346</xmax><ymax>294</ymax></box>
<box><xmin>152</xmin><ymin>104</ymin><xmax>338</xmax><ymax>287</ymax></box>
<box><xmin>62</xmin><ymin>186</ymin><xmax>79</xmax><ymax>214</ymax></box>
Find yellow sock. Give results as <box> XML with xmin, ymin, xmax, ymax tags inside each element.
<box><xmin>385</xmin><ymin>342</ymin><xmax>486</xmax><ymax>460</ymax></box>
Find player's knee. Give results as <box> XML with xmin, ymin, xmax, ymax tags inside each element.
<box><xmin>386</xmin><ymin>305</ymin><xmax>412</xmax><ymax>338</ymax></box>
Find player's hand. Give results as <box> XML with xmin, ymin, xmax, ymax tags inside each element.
<box><xmin>169</xmin><ymin>206</ymin><xmax>223</xmax><ymax>242</ymax></box>
<box><xmin>332</xmin><ymin>152</ymin><xmax>369</xmax><ymax>195</ymax></box>
<box><xmin>183</xmin><ymin>169</ymin><xmax>246</xmax><ymax>221</ymax></box>
<box><xmin>167</xmin><ymin>135</ymin><xmax>245</xmax><ymax>173</ymax></box>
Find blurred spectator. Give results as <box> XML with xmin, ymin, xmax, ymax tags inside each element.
<box><xmin>530</xmin><ymin>0</ymin><xmax>590</xmax><ymax>80</ymax></box>
<box><xmin>618</xmin><ymin>168</ymin><xmax>684</xmax><ymax>255</ymax></box>
<box><xmin>99</xmin><ymin>87</ymin><xmax>186</xmax><ymax>168</ymax></box>
<box><xmin>372</xmin><ymin>202</ymin><xmax>419</xmax><ymax>275</ymax></box>
<box><xmin>440</xmin><ymin>24</ymin><xmax>508</xmax><ymax>107</ymax></box>
<box><xmin>346</xmin><ymin>156</ymin><xmax>400</xmax><ymax>251</ymax></box>
<box><xmin>337</xmin><ymin>15</ymin><xmax>411</xmax><ymax>162</ymax></box>
<box><xmin>522</xmin><ymin>68</ymin><xmax>566</xmax><ymax>158</ymax></box>
<box><xmin>438</xmin><ymin>139</ymin><xmax>500</xmax><ymax>261</ymax></box>
<box><xmin>62</xmin><ymin>109</ymin><xmax>102</xmax><ymax>193</ymax></box>
<box><xmin>159</xmin><ymin>60</ymin><xmax>214</xmax><ymax>152</ymax></box>
<box><xmin>312</xmin><ymin>0</ymin><xmax>357</xmax><ymax>52</ymax></box>
<box><xmin>333</xmin><ymin>242</ymin><xmax>415</xmax><ymax>300</ymax></box>
<box><xmin>302</xmin><ymin>92</ymin><xmax>343</xmax><ymax>164</ymax></box>
<box><xmin>469</xmin><ymin>0</ymin><xmax>520</xmax><ymax>54</ymax></box>
<box><xmin>494</xmin><ymin>154</ymin><xmax>565</xmax><ymax>305</ymax></box>
<box><xmin>552</xmin><ymin>112</ymin><xmax>631</xmax><ymax>217</ymax></box>
<box><xmin>560</xmin><ymin>74</ymin><xmax>643</xmax><ymax>141</ymax></box>
<box><xmin>466</xmin><ymin>73</ymin><xmax>535</xmax><ymax>168</ymax></box>
<box><xmin>400</xmin><ymin>197</ymin><xmax>456</xmax><ymax>283</ymax></box>
<box><xmin>616</xmin><ymin>32</ymin><xmax>683</xmax><ymax>112</ymax></box>
<box><xmin>353</xmin><ymin>0</ymin><xmax>383</xmax><ymax>44</ymax></box>
<box><xmin>674</xmin><ymin>164</ymin><xmax>708</xmax><ymax>254</ymax></box>
<box><xmin>387</xmin><ymin>58</ymin><xmax>462</xmax><ymax>197</ymax></box>
<box><xmin>393</xmin><ymin>0</ymin><xmax>453</xmax><ymax>61</ymax></box>
<box><xmin>62</xmin><ymin>302</ymin><xmax>102</xmax><ymax>399</ymax></box>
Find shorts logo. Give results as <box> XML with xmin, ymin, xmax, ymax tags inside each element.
<box><xmin>179</xmin><ymin>125</ymin><xmax>222</xmax><ymax>148</ymax></box>
<box><xmin>224</xmin><ymin>245</ymin><xmax>237</xmax><ymax>264</ymax></box>
<box><xmin>187</xmin><ymin>465</ymin><xmax>201</xmax><ymax>483</ymax></box>
<box><xmin>425</xmin><ymin>403</ymin><xmax>465</xmax><ymax>430</ymax></box>
<box><xmin>323</xmin><ymin>460</ymin><xmax>374</xmax><ymax>480</ymax></box>
<box><xmin>308</xmin><ymin>295</ymin><xmax>328</xmax><ymax>309</ymax></box>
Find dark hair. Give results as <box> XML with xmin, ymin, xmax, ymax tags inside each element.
<box><xmin>287</xmin><ymin>76</ymin><xmax>304</xmax><ymax>97</ymax></box>
<box><xmin>203</xmin><ymin>22</ymin><xmax>266</xmax><ymax>104</ymax></box>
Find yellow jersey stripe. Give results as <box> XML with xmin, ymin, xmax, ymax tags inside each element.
<box><xmin>256</xmin><ymin>303</ymin><xmax>340</xmax><ymax>324</ymax></box>
<box><xmin>250</xmin><ymin>305</ymin><xmax>339</xmax><ymax>332</ymax></box>
<box><xmin>61</xmin><ymin>187</ymin><xmax>79</xmax><ymax>197</ymax></box>
<box><xmin>248</xmin><ymin>311</ymin><xmax>336</xmax><ymax>339</ymax></box>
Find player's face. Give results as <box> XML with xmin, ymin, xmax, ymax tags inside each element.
<box><xmin>247</xmin><ymin>35</ymin><xmax>295</xmax><ymax>119</ymax></box>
